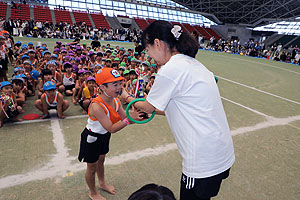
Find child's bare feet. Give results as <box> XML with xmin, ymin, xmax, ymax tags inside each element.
<box><xmin>82</xmin><ymin>110</ymin><xmax>87</xmax><ymax>114</ymax></box>
<box><xmin>89</xmin><ymin>192</ymin><xmax>106</xmax><ymax>200</ymax></box>
<box><xmin>72</xmin><ymin>99</ymin><xmax>77</xmax><ymax>104</ymax></box>
<box><xmin>98</xmin><ymin>183</ymin><xmax>116</xmax><ymax>195</ymax></box>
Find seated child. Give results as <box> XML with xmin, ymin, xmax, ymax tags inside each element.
<box><xmin>145</xmin><ymin>73</ymin><xmax>156</xmax><ymax>94</ymax></box>
<box><xmin>73</xmin><ymin>69</ymin><xmax>85</xmax><ymax>104</ymax></box>
<box><xmin>62</xmin><ymin>62</ymin><xmax>76</xmax><ymax>96</ymax></box>
<box><xmin>35</xmin><ymin>81</ymin><xmax>69</xmax><ymax>119</ymax></box>
<box><xmin>12</xmin><ymin>76</ymin><xmax>26</xmax><ymax>107</ymax></box>
<box><xmin>0</xmin><ymin>81</ymin><xmax>23</xmax><ymax>127</ymax></box>
<box><xmin>38</xmin><ymin>69</ymin><xmax>54</xmax><ymax>98</ymax></box>
<box><xmin>79</xmin><ymin>77</ymin><xmax>97</xmax><ymax>113</ymax></box>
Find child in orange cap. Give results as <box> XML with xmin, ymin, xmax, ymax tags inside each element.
<box><xmin>78</xmin><ymin>68</ymin><xmax>144</xmax><ymax>200</ymax></box>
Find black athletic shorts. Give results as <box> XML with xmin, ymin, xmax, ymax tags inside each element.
<box><xmin>78</xmin><ymin>128</ymin><xmax>111</xmax><ymax>163</ymax></box>
<box><xmin>64</xmin><ymin>84</ymin><xmax>75</xmax><ymax>91</ymax></box>
<box><xmin>0</xmin><ymin>58</ymin><xmax>8</xmax><ymax>71</ymax></box>
<box><xmin>180</xmin><ymin>168</ymin><xmax>230</xmax><ymax>200</ymax></box>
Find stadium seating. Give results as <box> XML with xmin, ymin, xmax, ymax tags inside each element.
<box><xmin>182</xmin><ymin>23</ymin><xmax>197</xmax><ymax>33</ymax></box>
<box><xmin>11</xmin><ymin>4</ymin><xmax>30</xmax><ymax>20</ymax></box>
<box><xmin>90</xmin><ymin>12</ymin><xmax>110</xmax><ymax>29</ymax></box>
<box><xmin>147</xmin><ymin>18</ymin><xmax>156</xmax><ymax>24</ymax></box>
<box><xmin>205</xmin><ymin>27</ymin><xmax>221</xmax><ymax>40</ymax></box>
<box><xmin>34</xmin><ymin>5</ymin><xmax>52</xmax><ymax>23</ymax></box>
<box><xmin>289</xmin><ymin>36</ymin><xmax>300</xmax><ymax>47</ymax></box>
<box><xmin>274</xmin><ymin>35</ymin><xmax>297</xmax><ymax>46</ymax></box>
<box><xmin>0</xmin><ymin>2</ymin><xmax>7</xmax><ymax>19</ymax></box>
<box><xmin>54</xmin><ymin>9</ymin><xmax>73</xmax><ymax>24</ymax></box>
<box><xmin>194</xmin><ymin>25</ymin><xmax>211</xmax><ymax>39</ymax></box>
<box><xmin>72</xmin><ymin>10</ymin><xmax>92</xmax><ymax>26</ymax></box>
<box><xmin>134</xmin><ymin>17</ymin><xmax>148</xmax><ymax>30</ymax></box>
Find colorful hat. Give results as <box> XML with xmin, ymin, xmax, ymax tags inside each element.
<box><xmin>23</xmin><ymin>60</ymin><xmax>32</xmax><ymax>65</ymax></box>
<box><xmin>42</xmin><ymin>50</ymin><xmax>51</xmax><ymax>56</ymax></box>
<box><xmin>14</xmin><ymin>67</ymin><xmax>24</xmax><ymax>73</ymax></box>
<box><xmin>30</xmin><ymin>70</ymin><xmax>39</xmax><ymax>80</ymax></box>
<box><xmin>53</xmin><ymin>48</ymin><xmax>60</xmax><ymax>52</ymax></box>
<box><xmin>78</xmin><ymin>69</ymin><xmax>86</xmax><ymax>74</ymax></box>
<box><xmin>28</xmin><ymin>42</ymin><xmax>33</xmax><ymax>45</ymax></box>
<box><xmin>63</xmin><ymin>62</ymin><xmax>72</xmax><ymax>68</ymax></box>
<box><xmin>114</xmin><ymin>57</ymin><xmax>120</xmax><ymax>61</ymax></box>
<box><xmin>12</xmin><ymin>76</ymin><xmax>25</xmax><ymax>83</ymax></box>
<box><xmin>132</xmin><ymin>79</ymin><xmax>137</xmax><ymax>85</ymax></box>
<box><xmin>0</xmin><ymin>81</ymin><xmax>12</xmax><ymax>89</ymax></box>
<box><xmin>21</xmin><ymin>55</ymin><xmax>30</xmax><ymax>59</ymax></box>
<box><xmin>96</xmin><ymin>68</ymin><xmax>124</xmax><ymax>85</ymax></box>
<box><xmin>86</xmin><ymin>77</ymin><xmax>96</xmax><ymax>82</ymax></box>
<box><xmin>51</xmin><ymin>54</ymin><xmax>58</xmax><ymax>59</ymax></box>
<box><xmin>43</xmin><ymin>81</ymin><xmax>56</xmax><ymax>91</ymax></box>
<box><xmin>120</xmin><ymin>62</ymin><xmax>126</xmax><ymax>67</ymax></box>
<box><xmin>150</xmin><ymin>63</ymin><xmax>157</xmax><ymax>68</ymax></box>
<box><xmin>46</xmin><ymin>60</ymin><xmax>57</xmax><ymax>66</ymax></box>
<box><xmin>72</xmin><ymin>65</ymin><xmax>78</xmax><ymax>72</ymax></box>
<box><xmin>123</xmin><ymin>70</ymin><xmax>129</xmax><ymax>75</ymax></box>
<box><xmin>105</xmin><ymin>58</ymin><xmax>112</xmax><ymax>62</ymax></box>
<box><xmin>142</xmin><ymin>61</ymin><xmax>150</xmax><ymax>66</ymax></box>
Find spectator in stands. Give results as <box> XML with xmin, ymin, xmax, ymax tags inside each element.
<box><xmin>134</xmin><ymin>40</ymin><xmax>144</xmax><ymax>55</ymax></box>
<box><xmin>91</xmin><ymin>36</ymin><xmax>101</xmax><ymax>50</ymax></box>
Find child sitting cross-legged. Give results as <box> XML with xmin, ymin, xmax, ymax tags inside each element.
<box><xmin>35</xmin><ymin>81</ymin><xmax>69</xmax><ymax>119</ymax></box>
<box><xmin>38</xmin><ymin>69</ymin><xmax>54</xmax><ymax>98</ymax></box>
<box><xmin>79</xmin><ymin>77</ymin><xmax>97</xmax><ymax>114</ymax></box>
<box><xmin>0</xmin><ymin>81</ymin><xmax>23</xmax><ymax>127</ymax></box>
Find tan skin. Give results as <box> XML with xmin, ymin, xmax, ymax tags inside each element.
<box><xmin>38</xmin><ymin>74</ymin><xmax>53</xmax><ymax>98</ymax></box>
<box><xmin>0</xmin><ymin>85</ymin><xmax>23</xmax><ymax>127</ymax></box>
<box><xmin>73</xmin><ymin>73</ymin><xmax>85</xmax><ymax>104</ymax></box>
<box><xmin>64</xmin><ymin>67</ymin><xmax>76</xmax><ymax>96</ymax></box>
<box><xmin>86</xmin><ymin>80</ymin><xmax>144</xmax><ymax>200</ymax></box>
<box><xmin>34</xmin><ymin>89</ymin><xmax>70</xmax><ymax>119</ymax></box>
<box><xmin>81</xmin><ymin>80</ymin><xmax>96</xmax><ymax>114</ymax></box>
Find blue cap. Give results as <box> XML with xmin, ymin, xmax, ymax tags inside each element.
<box><xmin>0</xmin><ymin>81</ymin><xmax>12</xmax><ymax>89</ymax></box>
<box><xmin>19</xmin><ymin>74</ymin><xmax>28</xmax><ymax>79</ymax></box>
<box><xmin>23</xmin><ymin>60</ymin><xmax>32</xmax><ymax>65</ymax></box>
<box><xmin>28</xmin><ymin>42</ymin><xmax>33</xmax><ymax>45</ymax></box>
<box><xmin>51</xmin><ymin>54</ymin><xmax>58</xmax><ymax>59</ymax></box>
<box><xmin>21</xmin><ymin>55</ymin><xmax>30</xmax><ymax>59</ymax></box>
<box><xmin>42</xmin><ymin>50</ymin><xmax>51</xmax><ymax>56</ymax></box>
<box><xmin>30</xmin><ymin>70</ymin><xmax>39</xmax><ymax>80</ymax></box>
<box><xmin>21</xmin><ymin>44</ymin><xmax>28</xmax><ymax>49</ymax></box>
<box><xmin>16</xmin><ymin>41</ymin><xmax>22</xmax><ymax>45</ymax></box>
<box><xmin>46</xmin><ymin>60</ymin><xmax>56</xmax><ymax>66</ymax></box>
<box><xmin>12</xmin><ymin>76</ymin><xmax>25</xmax><ymax>83</ymax></box>
<box><xmin>14</xmin><ymin>67</ymin><xmax>24</xmax><ymax>73</ymax></box>
<box><xmin>43</xmin><ymin>81</ymin><xmax>56</xmax><ymax>91</ymax></box>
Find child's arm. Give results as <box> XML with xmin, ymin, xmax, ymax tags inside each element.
<box><xmin>40</xmin><ymin>95</ymin><xmax>49</xmax><ymax>116</ymax></box>
<box><xmin>56</xmin><ymin>93</ymin><xmax>65</xmax><ymax>119</ymax></box>
<box><xmin>89</xmin><ymin>102</ymin><xmax>142</xmax><ymax>133</ymax></box>
<box><xmin>75</xmin><ymin>80</ymin><xmax>80</xmax><ymax>89</ymax></box>
<box><xmin>55</xmin><ymin>72</ymin><xmax>63</xmax><ymax>87</ymax></box>
<box><xmin>77</xmin><ymin>84</ymin><xmax>84</xmax><ymax>100</ymax></box>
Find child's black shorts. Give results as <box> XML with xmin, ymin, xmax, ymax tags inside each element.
<box><xmin>78</xmin><ymin>128</ymin><xmax>111</xmax><ymax>163</ymax></box>
<box><xmin>64</xmin><ymin>84</ymin><xmax>75</xmax><ymax>91</ymax></box>
<box><xmin>180</xmin><ymin>168</ymin><xmax>230</xmax><ymax>200</ymax></box>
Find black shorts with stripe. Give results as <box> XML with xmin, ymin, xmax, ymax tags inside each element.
<box><xmin>78</xmin><ymin>128</ymin><xmax>111</xmax><ymax>163</ymax></box>
<box><xmin>180</xmin><ymin>168</ymin><xmax>230</xmax><ymax>200</ymax></box>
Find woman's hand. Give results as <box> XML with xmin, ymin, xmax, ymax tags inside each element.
<box><xmin>128</xmin><ymin>108</ymin><xmax>149</xmax><ymax>124</ymax></box>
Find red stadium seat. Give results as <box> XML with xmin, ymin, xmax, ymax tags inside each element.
<box><xmin>73</xmin><ymin>10</ymin><xmax>92</xmax><ymax>26</ymax></box>
<box><xmin>90</xmin><ymin>12</ymin><xmax>110</xmax><ymax>29</ymax></box>
<box><xmin>34</xmin><ymin>6</ymin><xmax>52</xmax><ymax>23</ymax></box>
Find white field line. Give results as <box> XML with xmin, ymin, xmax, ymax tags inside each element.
<box><xmin>219</xmin><ymin>76</ymin><xmax>300</xmax><ymax>105</ymax></box>
<box><xmin>200</xmin><ymin>51</ymin><xmax>300</xmax><ymax>75</ymax></box>
<box><xmin>1</xmin><ymin>98</ymin><xmax>300</xmax><ymax>189</ymax></box>
<box><xmin>221</xmin><ymin>97</ymin><xmax>272</xmax><ymax>119</ymax></box>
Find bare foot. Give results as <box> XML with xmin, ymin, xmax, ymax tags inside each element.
<box><xmin>98</xmin><ymin>183</ymin><xmax>116</xmax><ymax>195</ymax></box>
<box><xmin>82</xmin><ymin>110</ymin><xmax>87</xmax><ymax>114</ymax></box>
<box><xmin>89</xmin><ymin>192</ymin><xmax>106</xmax><ymax>200</ymax></box>
<box><xmin>72</xmin><ymin>99</ymin><xmax>77</xmax><ymax>104</ymax></box>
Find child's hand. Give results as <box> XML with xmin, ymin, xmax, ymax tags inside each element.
<box><xmin>128</xmin><ymin>109</ymin><xmax>148</xmax><ymax>123</ymax></box>
<box><xmin>120</xmin><ymin>88</ymin><xmax>130</xmax><ymax>102</ymax></box>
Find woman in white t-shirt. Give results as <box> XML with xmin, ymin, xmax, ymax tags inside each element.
<box><xmin>122</xmin><ymin>20</ymin><xmax>235</xmax><ymax>200</ymax></box>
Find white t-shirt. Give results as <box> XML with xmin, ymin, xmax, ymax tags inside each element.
<box><xmin>147</xmin><ymin>54</ymin><xmax>235</xmax><ymax>178</ymax></box>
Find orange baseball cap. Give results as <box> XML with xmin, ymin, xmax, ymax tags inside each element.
<box><xmin>96</xmin><ymin>68</ymin><xmax>124</xmax><ymax>85</ymax></box>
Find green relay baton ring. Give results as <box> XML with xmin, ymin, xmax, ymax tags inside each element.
<box><xmin>126</xmin><ymin>98</ymin><xmax>156</xmax><ymax>124</ymax></box>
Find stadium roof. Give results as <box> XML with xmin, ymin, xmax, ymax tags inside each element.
<box><xmin>172</xmin><ymin>0</ymin><xmax>300</xmax><ymax>27</ymax></box>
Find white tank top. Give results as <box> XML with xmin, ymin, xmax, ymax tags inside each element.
<box><xmin>86</xmin><ymin>98</ymin><xmax>119</xmax><ymax>134</ymax></box>
<box><xmin>44</xmin><ymin>91</ymin><xmax>59</xmax><ymax>107</ymax></box>
<box><xmin>63</xmin><ymin>73</ymin><xmax>75</xmax><ymax>86</ymax></box>
<box><xmin>5</xmin><ymin>39</ymin><xmax>12</xmax><ymax>48</ymax></box>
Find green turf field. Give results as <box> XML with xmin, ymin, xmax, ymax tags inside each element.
<box><xmin>0</xmin><ymin>37</ymin><xmax>299</xmax><ymax>200</ymax></box>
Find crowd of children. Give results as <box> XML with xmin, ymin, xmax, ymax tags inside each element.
<box><xmin>0</xmin><ymin>31</ymin><xmax>159</xmax><ymax>127</ymax></box>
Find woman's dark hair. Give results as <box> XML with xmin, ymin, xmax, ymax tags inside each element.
<box><xmin>128</xmin><ymin>183</ymin><xmax>176</xmax><ymax>200</ymax></box>
<box><xmin>142</xmin><ymin>20</ymin><xmax>199</xmax><ymax>58</ymax></box>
